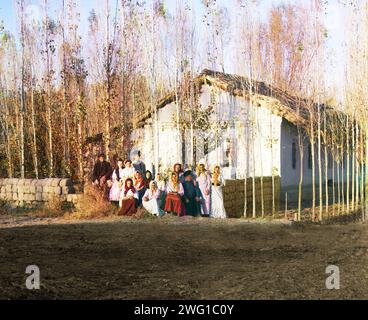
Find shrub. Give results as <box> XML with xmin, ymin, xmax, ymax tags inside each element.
<box><xmin>65</xmin><ymin>183</ymin><xmax>117</xmax><ymax>219</ymax></box>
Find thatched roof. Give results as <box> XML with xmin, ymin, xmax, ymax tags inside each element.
<box><xmin>86</xmin><ymin>69</ymin><xmax>344</xmax><ymax>145</ymax></box>
<box><xmin>136</xmin><ymin>69</ymin><xmax>318</xmax><ymax>128</ymax></box>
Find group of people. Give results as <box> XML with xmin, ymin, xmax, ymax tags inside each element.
<box><xmin>92</xmin><ymin>152</ymin><xmax>227</xmax><ymax>219</ymax></box>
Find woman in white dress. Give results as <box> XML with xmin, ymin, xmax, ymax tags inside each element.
<box><xmin>121</xmin><ymin>159</ymin><xmax>135</xmax><ymax>182</ymax></box>
<box><xmin>109</xmin><ymin>158</ymin><xmax>124</xmax><ymax>202</ymax></box>
<box><xmin>155</xmin><ymin>172</ymin><xmax>166</xmax><ymax>209</ymax></box>
<box><xmin>196</xmin><ymin>163</ymin><xmax>211</xmax><ymax>216</ymax></box>
<box><xmin>210</xmin><ymin>166</ymin><xmax>227</xmax><ymax>219</ymax></box>
<box><xmin>142</xmin><ymin>181</ymin><xmax>163</xmax><ymax>216</ymax></box>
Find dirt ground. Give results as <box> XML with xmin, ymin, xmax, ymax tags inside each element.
<box><xmin>1</xmin><ymin>213</ymin><xmax>368</xmax><ymax>300</ymax></box>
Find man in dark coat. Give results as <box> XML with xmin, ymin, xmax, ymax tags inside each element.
<box><xmin>132</xmin><ymin>150</ymin><xmax>146</xmax><ymax>174</ymax></box>
<box><xmin>92</xmin><ymin>153</ymin><xmax>112</xmax><ymax>200</ymax></box>
<box><xmin>182</xmin><ymin>170</ymin><xmax>201</xmax><ymax>217</ymax></box>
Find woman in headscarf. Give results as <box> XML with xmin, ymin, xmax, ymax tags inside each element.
<box><xmin>173</xmin><ymin>163</ymin><xmax>184</xmax><ymax>183</ymax></box>
<box><xmin>164</xmin><ymin>172</ymin><xmax>185</xmax><ymax>216</ymax></box>
<box><xmin>144</xmin><ymin>170</ymin><xmax>153</xmax><ymax>188</ymax></box>
<box><xmin>210</xmin><ymin>166</ymin><xmax>227</xmax><ymax>219</ymax></box>
<box><xmin>133</xmin><ymin>170</ymin><xmax>146</xmax><ymax>207</ymax></box>
<box><xmin>109</xmin><ymin>158</ymin><xmax>124</xmax><ymax>203</ymax></box>
<box><xmin>142</xmin><ymin>181</ymin><xmax>163</xmax><ymax>216</ymax></box>
<box><xmin>118</xmin><ymin>178</ymin><xmax>138</xmax><ymax>216</ymax></box>
<box><xmin>155</xmin><ymin>172</ymin><xmax>166</xmax><ymax>209</ymax></box>
<box><xmin>196</xmin><ymin>163</ymin><xmax>211</xmax><ymax>216</ymax></box>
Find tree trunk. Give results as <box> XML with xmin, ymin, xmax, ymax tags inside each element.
<box><xmin>355</xmin><ymin>121</ymin><xmax>360</xmax><ymax>209</ymax></box>
<box><xmin>364</xmin><ymin>128</ymin><xmax>368</xmax><ymax>222</ymax></box>
<box><xmin>337</xmin><ymin>158</ymin><xmax>341</xmax><ymax>215</ymax></box>
<box><xmin>352</xmin><ymin>121</ymin><xmax>355</xmax><ymax>211</ymax></box>
<box><xmin>317</xmin><ymin>106</ymin><xmax>323</xmax><ymax>221</ymax></box>
<box><xmin>332</xmin><ymin>149</ymin><xmax>335</xmax><ymax>216</ymax></box>
<box><xmin>297</xmin><ymin>129</ymin><xmax>303</xmax><ymax>221</ymax></box>
<box><xmin>0</xmin><ymin>80</ymin><xmax>13</xmax><ymax>177</ymax></box>
<box><xmin>310</xmin><ymin>133</ymin><xmax>316</xmax><ymax>221</ymax></box>
<box><xmin>44</xmin><ymin>0</ymin><xmax>54</xmax><ymax>176</ymax></box>
<box><xmin>19</xmin><ymin>0</ymin><xmax>26</xmax><ymax>179</ymax></box>
<box><xmin>346</xmin><ymin>116</ymin><xmax>350</xmax><ymax>213</ymax></box>
<box><xmin>30</xmin><ymin>85</ymin><xmax>39</xmax><ymax>179</ymax></box>
<box><xmin>341</xmin><ymin>145</ymin><xmax>345</xmax><ymax>213</ymax></box>
<box><xmin>324</xmin><ymin>109</ymin><xmax>328</xmax><ymax>216</ymax></box>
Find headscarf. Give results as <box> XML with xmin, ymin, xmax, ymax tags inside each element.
<box><xmin>173</xmin><ymin>163</ymin><xmax>183</xmax><ymax>174</ymax></box>
<box><xmin>149</xmin><ymin>180</ymin><xmax>158</xmax><ymax>192</ymax></box>
<box><xmin>196</xmin><ymin>163</ymin><xmax>206</xmax><ymax>177</ymax></box>
<box><xmin>124</xmin><ymin>178</ymin><xmax>136</xmax><ymax>196</ymax></box>
<box><xmin>134</xmin><ymin>171</ymin><xmax>145</xmax><ymax>189</ymax></box>
<box><xmin>170</xmin><ymin>172</ymin><xmax>179</xmax><ymax>191</ymax></box>
<box><xmin>145</xmin><ymin>170</ymin><xmax>153</xmax><ymax>188</ymax></box>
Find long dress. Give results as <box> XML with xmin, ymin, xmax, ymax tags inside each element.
<box><xmin>109</xmin><ymin>168</ymin><xmax>124</xmax><ymax>202</ymax></box>
<box><xmin>134</xmin><ymin>180</ymin><xmax>146</xmax><ymax>207</ymax></box>
<box><xmin>210</xmin><ymin>175</ymin><xmax>227</xmax><ymax>219</ymax></box>
<box><xmin>118</xmin><ymin>189</ymin><xmax>138</xmax><ymax>216</ymax></box>
<box><xmin>156</xmin><ymin>180</ymin><xmax>166</xmax><ymax>209</ymax></box>
<box><xmin>164</xmin><ymin>181</ymin><xmax>185</xmax><ymax>216</ymax></box>
<box><xmin>197</xmin><ymin>172</ymin><xmax>211</xmax><ymax>215</ymax></box>
<box><xmin>142</xmin><ymin>189</ymin><xmax>163</xmax><ymax>216</ymax></box>
<box><xmin>182</xmin><ymin>180</ymin><xmax>200</xmax><ymax>216</ymax></box>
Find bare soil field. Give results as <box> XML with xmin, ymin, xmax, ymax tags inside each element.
<box><xmin>1</xmin><ymin>213</ymin><xmax>368</xmax><ymax>299</ymax></box>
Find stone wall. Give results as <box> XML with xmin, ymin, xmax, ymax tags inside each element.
<box><xmin>0</xmin><ymin>178</ymin><xmax>77</xmax><ymax>207</ymax></box>
<box><xmin>0</xmin><ymin>176</ymin><xmax>281</xmax><ymax>214</ymax></box>
<box><xmin>223</xmin><ymin>176</ymin><xmax>281</xmax><ymax>218</ymax></box>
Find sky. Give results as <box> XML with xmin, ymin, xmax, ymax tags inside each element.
<box><xmin>0</xmin><ymin>0</ymin><xmax>347</xmax><ymax>93</ymax></box>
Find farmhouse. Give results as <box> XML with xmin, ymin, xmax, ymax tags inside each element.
<box><xmin>130</xmin><ymin>69</ymin><xmax>344</xmax><ymax>209</ymax></box>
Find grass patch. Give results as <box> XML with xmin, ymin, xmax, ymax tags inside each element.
<box><xmin>64</xmin><ymin>184</ymin><xmax>117</xmax><ymax>220</ymax></box>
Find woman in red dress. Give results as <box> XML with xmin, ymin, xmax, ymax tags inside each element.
<box><xmin>118</xmin><ymin>178</ymin><xmax>138</xmax><ymax>216</ymax></box>
<box><xmin>164</xmin><ymin>172</ymin><xmax>186</xmax><ymax>217</ymax></box>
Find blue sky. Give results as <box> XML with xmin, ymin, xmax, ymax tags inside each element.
<box><xmin>0</xmin><ymin>0</ymin><xmax>346</xmax><ymax>92</ymax></box>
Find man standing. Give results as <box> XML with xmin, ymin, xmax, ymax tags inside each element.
<box><xmin>182</xmin><ymin>170</ymin><xmax>201</xmax><ymax>216</ymax></box>
<box><xmin>132</xmin><ymin>151</ymin><xmax>146</xmax><ymax>174</ymax></box>
<box><xmin>92</xmin><ymin>153</ymin><xmax>112</xmax><ymax>200</ymax></box>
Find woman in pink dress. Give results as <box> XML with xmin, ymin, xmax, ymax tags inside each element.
<box><xmin>196</xmin><ymin>163</ymin><xmax>211</xmax><ymax>216</ymax></box>
<box><xmin>109</xmin><ymin>158</ymin><xmax>124</xmax><ymax>203</ymax></box>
